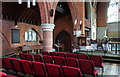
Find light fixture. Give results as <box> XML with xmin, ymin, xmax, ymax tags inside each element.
<box><xmin>32</xmin><ymin>0</ymin><xmax>36</xmax><ymax>6</ymax></box>
<box><xmin>74</xmin><ymin>19</ymin><xmax>77</xmax><ymax>25</ymax></box>
<box><xmin>27</xmin><ymin>0</ymin><xmax>30</xmax><ymax>8</ymax></box>
<box><xmin>18</xmin><ymin>0</ymin><xmax>22</xmax><ymax>4</ymax></box>
<box><xmin>15</xmin><ymin>25</ymin><xmax>18</xmax><ymax>28</ymax></box>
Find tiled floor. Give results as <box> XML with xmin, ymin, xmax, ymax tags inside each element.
<box><xmin>85</xmin><ymin>62</ymin><xmax>120</xmax><ymax>77</ymax></box>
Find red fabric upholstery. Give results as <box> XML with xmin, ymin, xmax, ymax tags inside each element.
<box><xmin>79</xmin><ymin>59</ymin><xmax>98</xmax><ymax>76</ymax></box>
<box><xmin>10</xmin><ymin>58</ymin><xmax>22</xmax><ymax>72</ymax></box>
<box><xmin>2</xmin><ymin>57</ymin><xmax>13</xmax><ymax>70</ymax></box>
<box><xmin>65</xmin><ymin>58</ymin><xmax>79</xmax><ymax>68</ymax></box>
<box><xmin>42</xmin><ymin>51</ymin><xmax>49</xmax><ymax>55</ymax></box>
<box><xmin>0</xmin><ymin>72</ymin><xmax>7</xmax><ymax>77</ymax></box>
<box><xmin>45</xmin><ymin>63</ymin><xmax>63</xmax><ymax>77</ymax></box>
<box><xmin>34</xmin><ymin>54</ymin><xmax>43</xmax><ymax>62</ymax></box>
<box><xmin>77</xmin><ymin>54</ymin><xmax>88</xmax><ymax>60</ymax></box>
<box><xmin>57</xmin><ymin>52</ymin><xmax>66</xmax><ymax>57</ymax></box>
<box><xmin>53</xmin><ymin>56</ymin><xmax>65</xmax><ymax>66</ymax></box>
<box><xmin>32</xmin><ymin>61</ymin><xmax>47</xmax><ymax>77</ymax></box>
<box><xmin>26</xmin><ymin>54</ymin><xmax>34</xmax><ymax>61</ymax></box>
<box><xmin>19</xmin><ymin>53</ymin><xmax>26</xmax><ymax>60</ymax></box>
<box><xmin>62</xmin><ymin>66</ymin><xmax>82</xmax><ymax>77</ymax></box>
<box><xmin>89</xmin><ymin>55</ymin><xmax>103</xmax><ymax>68</ymax></box>
<box><xmin>50</xmin><ymin>52</ymin><xmax>56</xmax><ymax>56</ymax></box>
<box><xmin>43</xmin><ymin>55</ymin><xmax>53</xmax><ymax>64</ymax></box>
<box><xmin>20</xmin><ymin>60</ymin><xmax>33</xmax><ymax>75</ymax></box>
<box><xmin>6</xmin><ymin>75</ymin><xmax>17</xmax><ymax>77</ymax></box>
<box><xmin>67</xmin><ymin>53</ymin><xmax>76</xmax><ymax>58</ymax></box>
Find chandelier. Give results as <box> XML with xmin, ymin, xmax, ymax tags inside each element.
<box><xmin>18</xmin><ymin>0</ymin><xmax>36</xmax><ymax>8</ymax></box>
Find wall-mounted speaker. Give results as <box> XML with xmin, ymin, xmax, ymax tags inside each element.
<box><xmin>50</xmin><ymin>9</ymin><xmax>54</xmax><ymax>17</ymax></box>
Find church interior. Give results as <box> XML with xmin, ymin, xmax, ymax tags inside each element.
<box><xmin>0</xmin><ymin>0</ymin><xmax>120</xmax><ymax>77</ymax></box>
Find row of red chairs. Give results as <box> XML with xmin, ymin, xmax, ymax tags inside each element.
<box><xmin>1</xmin><ymin>57</ymin><xmax>83</xmax><ymax>77</ymax></box>
<box><xmin>0</xmin><ymin>72</ymin><xmax>16</xmax><ymax>77</ymax></box>
<box><xmin>42</xmin><ymin>51</ymin><xmax>103</xmax><ymax>69</ymax></box>
<box><xmin>19</xmin><ymin>52</ymin><xmax>103</xmax><ymax>70</ymax></box>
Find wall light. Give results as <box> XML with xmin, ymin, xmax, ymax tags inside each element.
<box><xmin>74</xmin><ymin>19</ymin><xmax>77</xmax><ymax>25</ymax></box>
<box><xmin>18</xmin><ymin>0</ymin><xmax>22</xmax><ymax>4</ymax></box>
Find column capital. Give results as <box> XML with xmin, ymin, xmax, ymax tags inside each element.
<box><xmin>41</xmin><ymin>24</ymin><xmax>55</xmax><ymax>31</ymax></box>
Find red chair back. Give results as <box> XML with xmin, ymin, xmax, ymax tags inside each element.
<box><xmin>32</xmin><ymin>61</ymin><xmax>48</xmax><ymax>77</ymax></box>
<box><xmin>20</xmin><ymin>60</ymin><xmax>33</xmax><ymax>75</ymax></box>
<box><xmin>34</xmin><ymin>54</ymin><xmax>43</xmax><ymax>62</ymax></box>
<box><xmin>50</xmin><ymin>52</ymin><xmax>56</xmax><ymax>56</ymax></box>
<box><xmin>42</xmin><ymin>51</ymin><xmax>49</xmax><ymax>55</ymax></box>
<box><xmin>89</xmin><ymin>55</ymin><xmax>103</xmax><ymax>68</ymax></box>
<box><xmin>11</xmin><ymin>58</ymin><xmax>22</xmax><ymax>72</ymax></box>
<box><xmin>19</xmin><ymin>53</ymin><xmax>26</xmax><ymax>60</ymax></box>
<box><xmin>67</xmin><ymin>53</ymin><xmax>76</xmax><ymax>58</ymax></box>
<box><xmin>2</xmin><ymin>57</ymin><xmax>13</xmax><ymax>70</ymax></box>
<box><xmin>62</xmin><ymin>66</ymin><xmax>82</xmax><ymax>77</ymax></box>
<box><xmin>26</xmin><ymin>54</ymin><xmax>34</xmax><ymax>61</ymax></box>
<box><xmin>43</xmin><ymin>55</ymin><xmax>53</xmax><ymax>64</ymax></box>
<box><xmin>66</xmin><ymin>58</ymin><xmax>79</xmax><ymax>68</ymax></box>
<box><xmin>57</xmin><ymin>52</ymin><xmax>66</xmax><ymax>57</ymax></box>
<box><xmin>77</xmin><ymin>54</ymin><xmax>88</xmax><ymax>60</ymax></box>
<box><xmin>45</xmin><ymin>63</ymin><xmax>63</xmax><ymax>77</ymax></box>
<box><xmin>53</xmin><ymin>56</ymin><xmax>65</xmax><ymax>66</ymax></box>
<box><xmin>79</xmin><ymin>59</ymin><xmax>98</xmax><ymax>76</ymax></box>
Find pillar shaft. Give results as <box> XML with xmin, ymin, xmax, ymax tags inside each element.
<box><xmin>41</xmin><ymin>24</ymin><xmax>55</xmax><ymax>52</ymax></box>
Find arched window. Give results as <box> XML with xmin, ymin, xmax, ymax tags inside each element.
<box><xmin>107</xmin><ymin>0</ymin><xmax>119</xmax><ymax>23</ymax></box>
<box><xmin>25</xmin><ymin>29</ymin><xmax>37</xmax><ymax>41</ymax></box>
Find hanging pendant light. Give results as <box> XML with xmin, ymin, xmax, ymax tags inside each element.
<box><xmin>27</xmin><ymin>0</ymin><xmax>30</xmax><ymax>8</ymax></box>
<box><xmin>32</xmin><ymin>0</ymin><xmax>36</xmax><ymax>6</ymax></box>
<box><xmin>18</xmin><ymin>0</ymin><xmax>22</xmax><ymax>4</ymax></box>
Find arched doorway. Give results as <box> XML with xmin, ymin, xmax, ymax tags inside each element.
<box><xmin>54</xmin><ymin>2</ymin><xmax>73</xmax><ymax>52</ymax></box>
<box><xmin>56</xmin><ymin>31</ymin><xmax>71</xmax><ymax>51</ymax></box>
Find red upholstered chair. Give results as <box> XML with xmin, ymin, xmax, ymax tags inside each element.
<box><xmin>32</xmin><ymin>61</ymin><xmax>48</xmax><ymax>77</ymax></box>
<box><xmin>10</xmin><ymin>58</ymin><xmax>22</xmax><ymax>73</ymax></box>
<box><xmin>77</xmin><ymin>54</ymin><xmax>88</xmax><ymax>60</ymax></box>
<box><xmin>6</xmin><ymin>75</ymin><xmax>17</xmax><ymax>77</ymax></box>
<box><xmin>50</xmin><ymin>52</ymin><xmax>57</xmax><ymax>57</ymax></box>
<box><xmin>20</xmin><ymin>60</ymin><xmax>33</xmax><ymax>75</ymax></box>
<box><xmin>19</xmin><ymin>53</ymin><xmax>26</xmax><ymax>60</ymax></box>
<box><xmin>57</xmin><ymin>52</ymin><xmax>66</xmax><ymax>57</ymax></box>
<box><xmin>45</xmin><ymin>63</ymin><xmax>63</xmax><ymax>77</ymax></box>
<box><xmin>65</xmin><ymin>58</ymin><xmax>79</xmax><ymax>68</ymax></box>
<box><xmin>25</xmin><ymin>54</ymin><xmax>34</xmax><ymax>61</ymax></box>
<box><xmin>67</xmin><ymin>53</ymin><xmax>77</xmax><ymax>58</ymax></box>
<box><xmin>62</xmin><ymin>66</ymin><xmax>82</xmax><ymax>77</ymax></box>
<box><xmin>0</xmin><ymin>72</ymin><xmax>7</xmax><ymax>77</ymax></box>
<box><xmin>43</xmin><ymin>55</ymin><xmax>53</xmax><ymax>64</ymax></box>
<box><xmin>0</xmin><ymin>72</ymin><xmax>17</xmax><ymax>77</ymax></box>
<box><xmin>79</xmin><ymin>59</ymin><xmax>98</xmax><ymax>77</ymax></box>
<box><xmin>53</xmin><ymin>56</ymin><xmax>65</xmax><ymax>66</ymax></box>
<box><xmin>89</xmin><ymin>55</ymin><xmax>104</xmax><ymax>70</ymax></box>
<box><xmin>34</xmin><ymin>54</ymin><xmax>43</xmax><ymax>62</ymax></box>
<box><xmin>2</xmin><ymin>57</ymin><xmax>13</xmax><ymax>71</ymax></box>
<box><xmin>42</xmin><ymin>51</ymin><xmax>49</xmax><ymax>55</ymax></box>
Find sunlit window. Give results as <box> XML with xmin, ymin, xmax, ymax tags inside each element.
<box><xmin>25</xmin><ymin>29</ymin><xmax>37</xmax><ymax>41</ymax></box>
<box><xmin>107</xmin><ymin>0</ymin><xmax>119</xmax><ymax>23</ymax></box>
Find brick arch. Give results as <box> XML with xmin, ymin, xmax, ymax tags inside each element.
<box><xmin>37</xmin><ymin>1</ymin><xmax>78</xmax><ymax>25</ymax></box>
<box><xmin>37</xmin><ymin>1</ymin><xmax>49</xmax><ymax>24</ymax></box>
<box><xmin>52</xmin><ymin>1</ymin><xmax>78</xmax><ymax>28</ymax></box>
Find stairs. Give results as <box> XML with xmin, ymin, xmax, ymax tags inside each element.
<box><xmin>102</xmin><ymin>56</ymin><xmax>120</xmax><ymax>64</ymax></box>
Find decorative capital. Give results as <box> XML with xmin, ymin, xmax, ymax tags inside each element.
<box><xmin>41</xmin><ymin>24</ymin><xmax>55</xmax><ymax>31</ymax></box>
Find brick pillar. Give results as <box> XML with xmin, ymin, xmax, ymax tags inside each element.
<box><xmin>41</xmin><ymin>24</ymin><xmax>55</xmax><ymax>52</ymax></box>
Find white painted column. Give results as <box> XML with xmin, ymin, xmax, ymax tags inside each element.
<box><xmin>41</xmin><ymin>24</ymin><xmax>55</xmax><ymax>52</ymax></box>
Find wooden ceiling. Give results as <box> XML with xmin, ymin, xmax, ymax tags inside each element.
<box><xmin>2</xmin><ymin>2</ymin><xmax>41</xmax><ymax>25</ymax></box>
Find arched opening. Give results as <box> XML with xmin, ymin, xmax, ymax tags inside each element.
<box><xmin>55</xmin><ymin>31</ymin><xmax>71</xmax><ymax>51</ymax></box>
<box><xmin>1</xmin><ymin>2</ymin><xmax>42</xmax><ymax>56</ymax></box>
<box><xmin>54</xmin><ymin>2</ymin><xmax>73</xmax><ymax>52</ymax></box>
